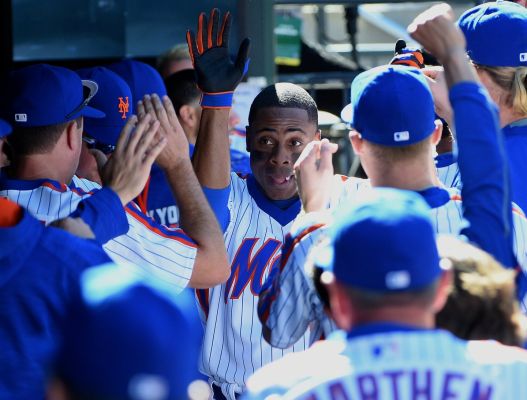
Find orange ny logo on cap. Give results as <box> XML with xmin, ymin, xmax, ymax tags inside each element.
<box><xmin>118</xmin><ymin>97</ymin><xmax>129</xmax><ymax>119</ymax></box>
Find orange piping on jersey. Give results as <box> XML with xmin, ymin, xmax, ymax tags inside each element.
<box><xmin>280</xmin><ymin>224</ymin><xmax>326</xmax><ymax>272</ymax></box>
<box><xmin>125</xmin><ymin>204</ymin><xmax>197</xmax><ymax>248</ymax></box>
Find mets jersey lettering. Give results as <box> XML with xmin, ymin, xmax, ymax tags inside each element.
<box><xmin>244</xmin><ymin>330</ymin><xmax>527</xmax><ymax>399</ymax></box>
<box><xmin>197</xmin><ymin>173</ymin><xmax>310</xmax><ymax>399</ymax></box>
<box><xmin>225</xmin><ymin>238</ymin><xmax>282</xmax><ymax>302</ymax></box>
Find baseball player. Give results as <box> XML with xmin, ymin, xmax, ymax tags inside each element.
<box><xmin>186</xmin><ymin>9</ymin><xmax>319</xmax><ymax>398</ymax></box>
<box><xmin>0</xmin><ymin>197</ymin><xmax>112</xmax><ymax>399</ymax></box>
<box><xmin>0</xmin><ymin>118</ymin><xmax>11</xmax><ymax>168</ymax></box>
<box><xmin>245</xmin><ymin>189</ymin><xmax>527</xmax><ymax>399</ymax></box>
<box><xmin>258</xmin><ymin>3</ymin><xmax>527</xmax><ymax>349</ymax></box>
<box><xmin>49</xmin><ymin>263</ymin><xmax>207</xmax><ymax>400</ymax></box>
<box><xmin>0</xmin><ymin>64</ymin><xmax>229</xmax><ymax>291</ymax></box>
<box><xmin>422</xmin><ymin>1</ymin><xmax>527</xmax><ymax>210</ymax></box>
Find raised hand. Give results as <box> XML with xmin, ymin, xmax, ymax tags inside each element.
<box><xmin>186</xmin><ymin>8</ymin><xmax>251</xmax><ymax>107</ymax></box>
<box><xmin>137</xmin><ymin>94</ymin><xmax>189</xmax><ymax>171</ymax></box>
<box><xmin>101</xmin><ymin>114</ymin><xmax>166</xmax><ymax>205</ymax></box>
<box><xmin>294</xmin><ymin>139</ymin><xmax>339</xmax><ymax>213</ymax></box>
<box><xmin>408</xmin><ymin>3</ymin><xmax>466</xmax><ymax>65</ymax></box>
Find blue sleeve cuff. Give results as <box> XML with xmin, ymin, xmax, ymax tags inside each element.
<box><xmin>202</xmin><ymin>185</ymin><xmax>231</xmax><ymax>232</ymax></box>
<box><xmin>71</xmin><ymin>188</ymin><xmax>129</xmax><ymax>245</ymax></box>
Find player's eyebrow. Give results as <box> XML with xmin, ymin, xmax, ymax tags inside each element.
<box><xmin>255</xmin><ymin>127</ymin><xmax>308</xmax><ymax>134</ymax></box>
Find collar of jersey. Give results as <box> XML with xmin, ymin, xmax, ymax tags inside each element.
<box><xmin>347</xmin><ymin>322</ymin><xmax>427</xmax><ymax>339</ymax></box>
<box><xmin>0</xmin><ymin>176</ymin><xmax>76</xmax><ymax>191</ymax></box>
<box><xmin>435</xmin><ymin>152</ymin><xmax>456</xmax><ymax>168</ymax></box>
<box><xmin>247</xmin><ymin>174</ymin><xmax>300</xmax><ymax>226</ymax></box>
<box><xmin>507</xmin><ymin>118</ymin><xmax>527</xmax><ymax>128</ymax></box>
<box><xmin>417</xmin><ymin>186</ymin><xmax>450</xmax><ymax>209</ymax></box>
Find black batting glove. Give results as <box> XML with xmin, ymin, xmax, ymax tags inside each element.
<box><xmin>186</xmin><ymin>9</ymin><xmax>251</xmax><ymax>108</ymax></box>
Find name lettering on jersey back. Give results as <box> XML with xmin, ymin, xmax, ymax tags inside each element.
<box><xmin>224</xmin><ymin>238</ymin><xmax>282</xmax><ymax>303</ymax></box>
<box><xmin>301</xmin><ymin>369</ymin><xmax>493</xmax><ymax>400</ymax></box>
<box><xmin>147</xmin><ymin>206</ymin><xmax>179</xmax><ymax>226</ymax></box>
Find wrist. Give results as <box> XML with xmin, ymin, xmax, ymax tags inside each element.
<box><xmin>201</xmin><ymin>91</ymin><xmax>234</xmax><ymax>109</ymax></box>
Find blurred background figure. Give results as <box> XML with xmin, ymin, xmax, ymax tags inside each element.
<box><xmin>48</xmin><ymin>264</ymin><xmax>209</xmax><ymax>400</ymax></box>
<box><xmin>0</xmin><ymin>118</ymin><xmax>12</xmax><ymax>168</ymax></box>
<box><xmin>157</xmin><ymin>43</ymin><xmax>194</xmax><ymax>78</ymax></box>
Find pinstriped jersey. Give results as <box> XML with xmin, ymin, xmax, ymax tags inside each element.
<box><xmin>0</xmin><ymin>176</ymin><xmax>197</xmax><ymax>292</ymax></box>
<box><xmin>195</xmin><ymin>173</ymin><xmax>311</xmax><ymax>399</ymax></box>
<box><xmin>437</xmin><ymin>162</ymin><xmax>461</xmax><ymax>188</ymax></box>
<box><xmin>260</xmin><ymin>175</ymin><xmax>527</xmax><ymax>348</ymax></box>
<box><xmin>244</xmin><ymin>329</ymin><xmax>527</xmax><ymax>399</ymax></box>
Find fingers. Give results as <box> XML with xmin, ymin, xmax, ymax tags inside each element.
<box><xmin>235</xmin><ymin>38</ymin><xmax>251</xmax><ymax>75</ymax></box>
<box><xmin>294</xmin><ymin>141</ymin><xmax>320</xmax><ymax>172</ymax></box>
<box><xmin>126</xmin><ymin>113</ymin><xmax>152</xmax><ymax>156</ymax></box>
<box><xmin>151</xmin><ymin>94</ymin><xmax>170</xmax><ymax>126</ymax></box>
<box><xmin>90</xmin><ymin>148</ymin><xmax>108</xmax><ymax>171</ymax></box>
<box><xmin>136</xmin><ymin>120</ymin><xmax>161</xmax><ymax>157</ymax></box>
<box><xmin>136</xmin><ymin>99</ymin><xmax>146</xmax><ymax>120</ymax></box>
<box><xmin>198</xmin><ymin>12</ymin><xmax>208</xmax><ymax>54</ymax></box>
<box><xmin>186</xmin><ymin>30</ymin><xmax>198</xmax><ymax>65</ymax></box>
<box><xmin>143</xmin><ymin>134</ymin><xmax>167</xmax><ymax>167</ymax></box>
<box><xmin>319</xmin><ymin>139</ymin><xmax>338</xmax><ymax>172</ymax></box>
<box><xmin>142</xmin><ymin>94</ymin><xmax>156</xmax><ymax>118</ymax></box>
<box><xmin>115</xmin><ymin>115</ymin><xmax>138</xmax><ymax>156</ymax></box>
<box><xmin>219</xmin><ymin>11</ymin><xmax>231</xmax><ymax>47</ymax></box>
<box><xmin>162</xmin><ymin>95</ymin><xmax>180</xmax><ymax>127</ymax></box>
<box><xmin>208</xmin><ymin>8</ymin><xmax>219</xmax><ymax>48</ymax></box>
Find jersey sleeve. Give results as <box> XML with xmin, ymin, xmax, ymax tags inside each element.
<box><xmin>449</xmin><ymin>82</ymin><xmax>516</xmax><ymax>268</ymax></box>
<box><xmin>102</xmin><ymin>202</ymin><xmax>197</xmax><ymax>293</ymax></box>
<box><xmin>258</xmin><ymin>211</ymin><xmax>334</xmax><ymax>349</ymax></box>
<box><xmin>70</xmin><ymin>187</ymin><xmax>129</xmax><ymax>245</ymax></box>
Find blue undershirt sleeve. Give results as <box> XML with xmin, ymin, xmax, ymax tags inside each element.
<box><xmin>202</xmin><ymin>185</ymin><xmax>231</xmax><ymax>233</ymax></box>
<box><xmin>70</xmin><ymin>187</ymin><xmax>129</xmax><ymax>245</ymax></box>
<box><xmin>449</xmin><ymin>82</ymin><xmax>516</xmax><ymax>268</ymax></box>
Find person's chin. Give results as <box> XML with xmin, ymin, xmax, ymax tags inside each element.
<box><xmin>263</xmin><ymin>177</ymin><xmax>297</xmax><ymax>200</ymax></box>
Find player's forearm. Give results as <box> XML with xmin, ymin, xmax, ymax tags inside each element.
<box><xmin>163</xmin><ymin>159</ymin><xmax>230</xmax><ymax>286</ymax></box>
<box><xmin>192</xmin><ymin>108</ymin><xmax>231</xmax><ymax>189</ymax></box>
<box><xmin>442</xmin><ymin>47</ymin><xmax>479</xmax><ymax>88</ymax></box>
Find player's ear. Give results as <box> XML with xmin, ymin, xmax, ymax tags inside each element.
<box><xmin>327</xmin><ymin>279</ymin><xmax>354</xmax><ymax>330</ymax></box>
<box><xmin>65</xmin><ymin>118</ymin><xmax>82</xmax><ymax>152</ymax></box>
<box><xmin>349</xmin><ymin>130</ymin><xmax>363</xmax><ymax>155</ymax></box>
<box><xmin>432</xmin><ymin>269</ymin><xmax>453</xmax><ymax>314</ymax></box>
<box><xmin>315</xmin><ymin>129</ymin><xmax>321</xmax><ymax>141</ymax></box>
<box><xmin>431</xmin><ymin>119</ymin><xmax>443</xmax><ymax>146</ymax></box>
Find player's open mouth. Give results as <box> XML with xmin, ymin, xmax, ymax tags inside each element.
<box><xmin>268</xmin><ymin>175</ymin><xmax>294</xmax><ymax>185</ymax></box>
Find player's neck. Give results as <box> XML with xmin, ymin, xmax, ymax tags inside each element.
<box><xmin>369</xmin><ymin>162</ymin><xmax>440</xmax><ymax>191</ymax></box>
<box><xmin>9</xmin><ymin>155</ymin><xmax>73</xmax><ymax>184</ymax></box>
<box><xmin>500</xmin><ymin>106</ymin><xmax>527</xmax><ymax>128</ymax></box>
<box><xmin>352</xmin><ymin>307</ymin><xmax>435</xmax><ymax>330</ymax></box>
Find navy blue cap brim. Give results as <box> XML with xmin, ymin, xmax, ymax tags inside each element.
<box><xmin>340</xmin><ymin>103</ymin><xmax>353</xmax><ymax>124</ymax></box>
<box><xmin>0</xmin><ymin>119</ymin><xmax>12</xmax><ymax>138</ymax></box>
<box><xmin>80</xmin><ymin>105</ymin><xmax>105</xmax><ymax>120</ymax></box>
<box><xmin>67</xmin><ymin>80</ymin><xmax>105</xmax><ymax>121</ymax></box>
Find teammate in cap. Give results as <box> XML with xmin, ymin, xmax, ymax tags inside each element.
<box><xmin>245</xmin><ymin>189</ymin><xmax>527</xmax><ymax>399</ymax></box>
<box><xmin>186</xmin><ymin>9</ymin><xmax>319</xmax><ymax>398</ymax></box>
<box><xmin>425</xmin><ymin>1</ymin><xmax>527</xmax><ymax>210</ymax></box>
<box><xmin>0</xmin><ymin>198</ymin><xmax>113</xmax><ymax>399</ymax></box>
<box><xmin>48</xmin><ymin>264</ymin><xmax>207</xmax><ymax>400</ymax></box>
<box><xmin>0</xmin><ymin>118</ymin><xmax>12</xmax><ymax>168</ymax></box>
<box><xmin>258</xmin><ymin>3</ymin><xmax>527</xmax><ymax>349</ymax></box>
<box><xmin>0</xmin><ymin>63</ymin><xmax>228</xmax><ymax>291</ymax></box>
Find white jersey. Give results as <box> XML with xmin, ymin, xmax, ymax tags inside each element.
<box><xmin>0</xmin><ymin>176</ymin><xmax>197</xmax><ymax>292</ymax></box>
<box><xmin>437</xmin><ymin>162</ymin><xmax>461</xmax><ymax>188</ymax></box>
<box><xmin>196</xmin><ymin>173</ymin><xmax>310</xmax><ymax>399</ymax></box>
<box><xmin>260</xmin><ymin>175</ymin><xmax>527</xmax><ymax>348</ymax></box>
<box><xmin>244</xmin><ymin>329</ymin><xmax>527</xmax><ymax>399</ymax></box>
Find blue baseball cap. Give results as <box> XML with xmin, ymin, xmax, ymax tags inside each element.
<box><xmin>77</xmin><ymin>67</ymin><xmax>134</xmax><ymax>146</ymax></box>
<box><xmin>458</xmin><ymin>1</ymin><xmax>527</xmax><ymax>67</ymax></box>
<box><xmin>108</xmin><ymin>59</ymin><xmax>167</xmax><ymax>102</ymax></box>
<box><xmin>340</xmin><ymin>65</ymin><xmax>436</xmax><ymax>147</ymax></box>
<box><xmin>7</xmin><ymin>64</ymin><xmax>104</xmax><ymax>127</ymax></box>
<box><xmin>0</xmin><ymin>119</ymin><xmax>11</xmax><ymax>138</ymax></box>
<box><xmin>315</xmin><ymin>188</ymin><xmax>445</xmax><ymax>292</ymax></box>
<box><xmin>56</xmin><ymin>264</ymin><xmax>203</xmax><ymax>400</ymax></box>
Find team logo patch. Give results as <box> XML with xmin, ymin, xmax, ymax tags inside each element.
<box><xmin>15</xmin><ymin>113</ymin><xmax>27</xmax><ymax>122</ymax></box>
<box><xmin>118</xmin><ymin>96</ymin><xmax>130</xmax><ymax>119</ymax></box>
<box><xmin>520</xmin><ymin>53</ymin><xmax>527</xmax><ymax>62</ymax></box>
<box><xmin>393</xmin><ymin>131</ymin><xmax>410</xmax><ymax>142</ymax></box>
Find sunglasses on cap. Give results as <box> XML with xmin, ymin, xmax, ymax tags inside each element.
<box><xmin>82</xmin><ymin>135</ymin><xmax>115</xmax><ymax>155</ymax></box>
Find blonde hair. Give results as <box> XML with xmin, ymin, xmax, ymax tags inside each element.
<box><xmin>436</xmin><ymin>236</ymin><xmax>526</xmax><ymax>346</ymax></box>
<box><xmin>476</xmin><ymin>64</ymin><xmax>527</xmax><ymax>115</ymax></box>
